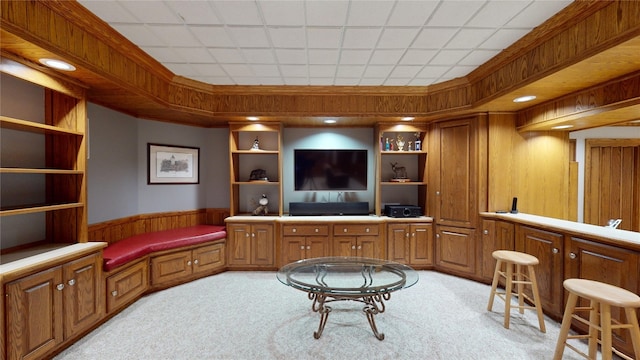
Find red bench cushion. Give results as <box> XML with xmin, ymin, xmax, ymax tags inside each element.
<box><xmin>102</xmin><ymin>225</ymin><xmax>226</xmax><ymax>271</ymax></box>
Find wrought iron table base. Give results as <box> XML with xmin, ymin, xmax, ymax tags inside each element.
<box><xmin>309</xmin><ymin>291</ymin><xmax>390</xmax><ymax>340</ymax></box>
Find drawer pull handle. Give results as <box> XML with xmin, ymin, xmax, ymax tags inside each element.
<box><xmin>552</xmin><ymin>248</ymin><xmax>560</xmax><ymax>254</ymax></box>
<box><xmin>483</xmin><ymin>230</ymin><xmax>489</xmax><ymax>235</ymax></box>
<box><xmin>67</xmin><ymin>279</ymin><xmax>76</xmax><ymax>286</ymax></box>
<box><xmin>343</xmin><ymin>229</ymin><xmax>348</xmax><ymax>233</ymax></box>
<box><xmin>300</xmin><ymin>246</ymin><xmax>305</xmax><ymax>250</ymax></box>
<box><xmin>365</xmin><ymin>228</ymin><xmax>370</xmax><ymax>233</ymax></box>
<box><xmin>292</xmin><ymin>228</ymin><xmax>297</xmax><ymax>233</ymax></box>
<box><xmin>351</xmin><ymin>245</ymin><xmax>356</xmax><ymax>249</ymax></box>
<box><xmin>187</xmin><ymin>261</ymin><xmax>192</xmax><ymax>266</ymax></box>
<box><xmin>569</xmin><ymin>252</ymin><xmax>576</xmax><ymax>259</ymax></box>
<box><xmin>306</xmin><ymin>246</ymin><xmax>311</xmax><ymax>250</ymax></box>
<box><xmin>56</xmin><ymin>283</ymin><xmax>64</xmax><ymax>291</ymax></box>
<box><xmin>315</xmin><ymin>228</ymin><xmax>319</xmax><ymax>232</ymax></box>
<box><xmin>194</xmin><ymin>259</ymin><xmax>199</xmax><ymax>265</ymax></box>
<box><xmin>111</xmin><ymin>290</ymin><xmax>118</xmax><ymax>297</ymax></box>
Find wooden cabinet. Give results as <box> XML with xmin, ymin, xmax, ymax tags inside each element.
<box><xmin>5</xmin><ymin>251</ymin><xmax>103</xmax><ymax>360</ymax></box>
<box><xmin>480</xmin><ymin>220</ymin><xmax>515</xmax><ymax>280</ymax></box>
<box><xmin>151</xmin><ymin>243</ymin><xmax>225</xmax><ymax>287</ymax></box>
<box><xmin>229</xmin><ymin>123</ymin><xmax>282</xmax><ymax>216</ymax></box>
<box><xmin>565</xmin><ymin>236</ymin><xmax>639</xmax><ymax>355</ymax></box>
<box><xmin>434</xmin><ymin>225</ymin><xmax>476</xmax><ymax>276</ymax></box>
<box><xmin>332</xmin><ymin>224</ymin><xmax>382</xmax><ymax>258</ymax></box>
<box><xmin>227</xmin><ymin>222</ymin><xmax>275</xmax><ymax>268</ymax></box>
<box><xmin>281</xmin><ymin>224</ymin><xmax>330</xmax><ymax>265</ymax></box>
<box><xmin>375</xmin><ymin>123</ymin><xmax>428</xmax><ymax>216</ymax></box>
<box><xmin>106</xmin><ymin>259</ymin><xmax>149</xmax><ymax>314</ymax></box>
<box><xmin>515</xmin><ymin>225</ymin><xmax>564</xmax><ymax>317</ymax></box>
<box><xmin>387</xmin><ymin>222</ymin><xmax>433</xmax><ymax>267</ymax></box>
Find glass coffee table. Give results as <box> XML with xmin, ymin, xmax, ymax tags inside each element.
<box><xmin>277</xmin><ymin>256</ymin><xmax>419</xmax><ymax>340</ymax></box>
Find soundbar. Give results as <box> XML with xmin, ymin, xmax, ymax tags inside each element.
<box><xmin>289</xmin><ymin>202</ymin><xmax>369</xmax><ymax>216</ymax></box>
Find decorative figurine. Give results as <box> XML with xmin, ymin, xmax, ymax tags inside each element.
<box><xmin>253</xmin><ymin>194</ymin><xmax>269</xmax><ymax>216</ymax></box>
<box><xmin>396</xmin><ymin>135</ymin><xmax>405</xmax><ymax>151</ymax></box>
<box><xmin>408</xmin><ymin>141</ymin><xmax>413</xmax><ymax>151</ymax></box>
<box><xmin>249</xmin><ymin>169</ymin><xmax>268</xmax><ymax>182</ymax></box>
<box><xmin>251</xmin><ymin>136</ymin><xmax>260</xmax><ymax>150</ymax></box>
<box><xmin>390</xmin><ymin>162</ymin><xmax>408</xmax><ymax>180</ymax></box>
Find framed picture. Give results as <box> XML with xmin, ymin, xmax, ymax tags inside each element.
<box><xmin>148</xmin><ymin>143</ymin><xmax>200</xmax><ymax>184</ymax></box>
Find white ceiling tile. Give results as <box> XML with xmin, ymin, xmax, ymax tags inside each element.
<box><xmin>259</xmin><ymin>1</ymin><xmax>305</xmax><ymax>26</ymax></box>
<box><xmin>269</xmin><ymin>28</ymin><xmax>306</xmax><ymax>48</ymax></box>
<box><xmin>430</xmin><ymin>50</ymin><xmax>471</xmax><ymax>65</ymax></box>
<box><xmin>309</xmin><ymin>78</ymin><xmax>335</xmax><ymax>85</ymax></box>
<box><xmin>174</xmin><ymin>47</ymin><xmax>216</xmax><ymax>63</ymax></box>
<box><xmin>212</xmin><ymin>1</ymin><xmax>262</xmax><ymax>25</ymax></box>
<box><xmin>143</xmin><ymin>47</ymin><xmax>186</xmax><ymax>63</ymax></box>
<box><xmin>164</xmin><ymin>63</ymin><xmax>198</xmax><ymax>75</ymax></box>
<box><xmin>359</xmin><ymin>78</ymin><xmax>385</xmax><ymax>86</ymax></box>
<box><xmin>78</xmin><ymin>1</ymin><xmax>138</xmax><ymax>22</ymax></box>
<box><xmin>190</xmin><ymin>26</ymin><xmax>235</xmax><ymax>47</ymax></box>
<box><xmin>148</xmin><ymin>25</ymin><xmax>201</xmax><ymax>47</ymax></box>
<box><xmin>118</xmin><ymin>1</ymin><xmax>183</xmax><ymax>24</ymax></box>
<box><xmin>387</xmin><ymin>1</ymin><xmax>439</xmax><ymax>26</ymax></box>
<box><xmin>427</xmin><ymin>1</ymin><xmax>485</xmax><ymax>27</ymax></box>
<box><xmin>347</xmin><ymin>1</ymin><xmax>395</xmax><ymax>27</ymax></box>
<box><xmin>284</xmin><ymin>77</ymin><xmax>309</xmax><ymax>85</ymax></box>
<box><xmin>342</xmin><ymin>28</ymin><xmax>383</xmax><ymax>49</ymax></box>
<box><xmin>506</xmin><ymin>1</ymin><xmax>573</xmax><ymax>28</ymax></box>
<box><xmin>339</xmin><ymin>50</ymin><xmax>372</xmax><ymax>65</ymax></box>
<box><xmin>447</xmin><ymin>29</ymin><xmax>496</xmax><ymax>49</ymax></box>
<box><xmin>209</xmin><ymin>48</ymin><xmax>244</xmax><ymax>63</ymax></box>
<box><xmin>363</xmin><ymin>65</ymin><xmax>394</xmax><ymax>78</ymax></box>
<box><xmin>257</xmin><ymin>77</ymin><xmax>285</xmax><ymax>85</ymax></box>
<box><xmin>305</xmin><ymin>2</ymin><xmax>348</xmax><ymax>26</ymax></box>
<box><xmin>113</xmin><ymin>24</ymin><xmax>164</xmax><ymax>46</ymax></box>
<box><xmin>221</xmin><ymin>63</ymin><xmax>254</xmax><ymax>77</ymax></box>
<box><xmin>309</xmin><ymin>65</ymin><xmax>336</xmax><ymax>78</ymax></box>
<box><xmin>409</xmin><ymin>78</ymin><xmax>437</xmax><ymax>86</ymax></box>
<box><xmin>250</xmin><ymin>65</ymin><xmax>281</xmax><ymax>77</ymax></box>
<box><xmin>400</xmin><ymin>49</ymin><xmax>437</xmax><ymax>65</ymax></box>
<box><xmin>195</xmin><ymin>76</ymin><xmax>234</xmax><ymax>85</ymax></box>
<box><xmin>189</xmin><ymin>63</ymin><xmax>227</xmax><ymax>76</ymax></box>
<box><xmin>369</xmin><ymin>50</ymin><xmax>405</xmax><ymax>65</ymax></box>
<box><xmin>242</xmin><ymin>49</ymin><xmax>276</xmax><ymax>64</ymax></box>
<box><xmin>413</xmin><ymin>28</ymin><xmax>458</xmax><ymax>48</ymax></box>
<box><xmin>481</xmin><ymin>28</ymin><xmax>530</xmax><ymax>49</ymax></box>
<box><xmin>308</xmin><ymin>49</ymin><xmax>339</xmax><ymax>64</ymax></box>
<box><xmin>336</xmin><ymin>65</ymin><xmax>365</xmax><ymax>78</ymax></box>
<box><xmin>226</xmin><ymin>27</ymin><xmax>270</xmax><ymax>47</ymax></box>
<box><xmin>377</xmin><ymin>28</ymin><xmax>420</xmax><ymax>49</ymax></box>
<box><xmin>458</xmin><ymin>49</ymin><xmax>500</xmax><ymax>66</ymax></box>
<box><xmin>307</xmin><ymin>28</ymin><xmax>343</xmax><ymax>49</ymax></box>
<box><xmin>467</xmin><ymin>1</ymin><xmax>530</xmax><ymax>28</ymax></box>
<box><xmin>384</xmin><ymin>78</ymin><xmax>411</xmax><ymax>86</ymax></box>
<box><xmin>165</xmin><ymin>1</ymin><xmax>221</xmax><ymax>25</ymax></box>
<box><xmin>234</xmin><ymin>77</ymin><xmax>263</xmax><ymax>85</ymax></box>
<box><xmin>334</xmin><ymin>78</ymin><xmax>361</xmax><ymax>86</ymax></box>
<box><xmin>275</xmin><ymin>49</ymin><xmax>307</xmax><ymax>64</ymax></box>
<box><xmin>444</xmin><ymin>65</ymin><xmax>476</xmax><ymax>78</ymax></box>
<box><xmin>390</xmin><ymin>65</ymin><xmax>422</xmax><ymax>78</ymax></box>
<box><xmin>280</xmin><ymin>64</ymin><xmax>308</xmax><ymax>77</ymax></box>
<box><xmin>417</xmin><ymin>66</ymin><xmax>450</xmax><ymax>78</ymax></box>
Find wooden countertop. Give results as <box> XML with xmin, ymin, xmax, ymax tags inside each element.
<box><xmin>480</xmin><ymin>212</ymin><xmax>640</xmax><ymax>250</ymax></box>
<box><xmin>225</xmin><ymin>215</ymin><xmax>433</xmax><ymax>223</ymax></box>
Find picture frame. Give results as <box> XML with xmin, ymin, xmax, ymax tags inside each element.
<box><xmin>148</xmin><ymin>143</ymin><xmax>199</xmax><ymax>184</ymax></box>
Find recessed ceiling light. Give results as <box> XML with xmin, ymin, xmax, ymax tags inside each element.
<box><xmin>39</xmin><ymin>58</ymin><xmax>76</xmax><ymax>71</ymax></box>
<box><xmin>401</xmin><ymin>117</ymin><xmax>415</xmax><ymax>121</ymax></box>
<box><xmin>513</xmin><ymin>95</ymin><xmax>536</xmax><ymax>103</ymax></box>
<box><xmin>324</xmin><ymin>119</ymin><xmax>336</xmax><ymax>124</ymax></box>
<box><xmin>552</xmin><ymin>124</ymin><xmax>574</xmax><ymax>130</ymax></box>
<box><xmin>247</xmin><ymin>116</ymin><xmax>259</xmax><ymax>121</ymax></box>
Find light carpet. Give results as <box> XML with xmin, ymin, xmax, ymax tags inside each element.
<box><xmin>55</xmin><ymin>271</ymin><xmax>596</xmax><ymax>360</ymax></box>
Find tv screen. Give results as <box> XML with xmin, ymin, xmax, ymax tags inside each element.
<box><xmin>294</xmin><ymin>149</ymin><xmax>367</xmax><ymax>191</ymax></box>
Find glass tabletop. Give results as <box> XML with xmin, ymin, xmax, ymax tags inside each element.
<box><xmin>277</xmin><ymin>257</ymin><xmax>419</xmax><ymax>296</ymax></box>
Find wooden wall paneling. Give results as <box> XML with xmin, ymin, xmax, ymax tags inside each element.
<box><xmin>487</xmin><ymin>113</ymin><xmax>517</xmax><ymax>212</ymax></box>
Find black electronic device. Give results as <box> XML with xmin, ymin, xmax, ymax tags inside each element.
<box><xmin>294</xmin><ymin>149</ymin><xmax>368</xmax><ymax>191</ymax></box>
<box><xmin>510</xmin><ymin>197</ymin><xmax>518</xmax><ymax>214</ymax></box>
<box><xmin>385</xmin><ymin>205</ymin><xmax>422</xmax><ymax>218</ymax></box>
<box><xmin>289</xmin><ymin>202</ymin><xmax>369</xmax><ymax>216</ymax></box>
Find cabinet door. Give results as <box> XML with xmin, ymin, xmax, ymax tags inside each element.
<box><xmin>410</xmin><ymin>223</ymin><xmax>433</xmax><ymax>266</ymax></box>
<box><xmin>6</xmin><ymin>267</ymin><xmax>63</xmax><ymax>360</ymax></box>
<box><xmin>63</xmin><ymin>253</ymin><xmax>104</xmax><ymax>337</ymax></box>
<box><xmin>516</xmin><ymin>225</ymin><xmax>564</xmax><ymax>317</ymax></box>
<box><xmin>106</xmin><ymin>259</ymin><xmax>148</xmax><ymax>314</ymax></box>
<box><xmin>387</xmin><ymin>224</ymin><xmax>409</xmax><ymax>262</ymax></box>
<box><xmin>480</xmin><ymin>220</ymin><xmax>515</xmax><ymax>280</ymax></box>
<box><xmin>151</xmin><ymin>250</ymin><xmax>193</xmax><ymax>285</ymax></box>
<box><xmin>307</xmin><ymin>237</ymin><xmax>330</xmax><ymax>259</ymax></box>
<box><xmin>228</xmin><ymin>224</ymin><xmax>252</xmax><ymax>265</ymax></box>
<box><xmin>435</xmin><ymin>225</ymin><xmax>475</xmax><ymax>275</ymax></box>
<box><xmin>193</xmin><ymin>243</ymin><xmax>225</xmax><ymax>274</ymax></box>
<box><xmin>358</xmin><ymin>236</ymin><xmax>381</xmax><ymax>258</ymax></box>
<box><xmin>567</xmin><ymin>237</ymin><xmax>639</xmax><ymax>355</ymax></box>
<box><xmin>333</xmin><ymin>237</ymin><xmax>356</xmax><ymax>257</ymax></box>
<box><xmin>251</xmin><ymin>223</ymin><xmax>274</xmax><ymax>265</ymax></box>
<box><xmin>282</xmin><ymin>236</ymin><xmax>306</xmax><ymax>264</ymax></box>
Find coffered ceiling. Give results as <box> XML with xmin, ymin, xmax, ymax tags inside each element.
<box><xmin>78</xmin><ymin>0</ymin><xmax>571</xmax><ymax>87</ymax></box>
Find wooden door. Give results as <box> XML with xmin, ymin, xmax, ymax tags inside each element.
<box><xmin>516</xmin><ymin>225</ymin><xmax>564</xmax><ymax>317</ymax></box>
<box><xmin>251</xmin><ymin>223</ymin><xmax>274</xmax><ymax>265</ymax></box>
<box><xmin>480</xmin><ymin>220</ymin><xmax>515</xmax><ymax>280</ymax></box>
<box><xmin>387</xmin><ymin>224</ymin><xmax>409</xmax><ymax>262</ymax></box>
<box><xmin>357</xmin><ymin>236</ymin><xmax>380</xmax><ymax>258</ymax></box>
<box><xmin>63</xmin><ymin>253</ymin><xmax>103</xmax><ymax>337</ymax></box>
<box><xmin>333</xmin><ymin>237</ymin><xmax>356</xmax><ymax>257</ymax></box>
<box><xmin>410</xmin><ymin>223</ymin><xmax>433</xmax><ymax>266</ymax></box>
<box><xmin>151</xmin><ymin>250</ymin><xmax>193</xmax><ymax>285</ymax></box>
<box><xmin>282</xmin><ymin>236</ymin><xmax>306</xmax><ymax>264</ymax></box>
<box><xmin>227</xmin><ymin>224</ymin><xmax>252</xmax><ymax>265</ymax></box>
<box><xmin>6</xmin><ymin>267</ymin><xmax>63</xmax><ymax>360</ymax></box>
<box><xmin>435</xmin><ymin>225</ymin><xmax>475</xmax><ymax>275</ymax></box>
<box><xmin>307</xmin><ymin>237</ymin><xmax>329</xmax><ymax>259</ymax></box>
<box><xmin>193</xmin><ymin>243</ymin><xmax>225</xmax><ymax>274</ymax></box>
<box><xmin>585</xmin><ymin>139</ymin><xmax>640</xmax><ymax>231</ymax></box>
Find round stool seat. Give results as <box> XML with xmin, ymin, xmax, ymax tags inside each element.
<box><xmin>492</xmin><ymin>250</ymin><xmax>539</xmax><ymax>266</ymax></box>
<box><xmin>563</xmin><ymin>278</ymin><xmax>640</xmax><ymax>308</ymax></box>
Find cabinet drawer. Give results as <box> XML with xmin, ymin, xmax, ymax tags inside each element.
<box><xmin>151</xmin><ymin>250</ymin><xmax>193</xmax><ymax>285</ymax></box>
<box><xmin>193</xmin><ymin>243</ymin><xmax>226</xmax><ymax>274</ymax></box>
<box><xmin>283</xmin><ymin>224</ymin><xmax>329</xmax><ymax>236</ymax></box>
<box><xmin>106</xmin><ymin>259</ymin><xmax>149</xmax><ymax>314</ymax></box>
<box><xmin>333</xmin><ymin>224</ymin><xmax>379</xmax><ymax>236</ymax></box>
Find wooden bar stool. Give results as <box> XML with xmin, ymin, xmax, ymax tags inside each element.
<box><xmin>553</xmin><ymin>278</ymin><xmax>640</xmax><ymax>360</ymax></box>
<box><xmin>487</xmin><ymin>250</ymin><xmax>546</xmax><ymax>332</ymax></box>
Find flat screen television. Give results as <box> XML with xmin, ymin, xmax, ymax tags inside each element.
<box><xmin>294</xmin><ymin>149</ymin><xmax>367</xmax><ymax>191</ymax></box>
